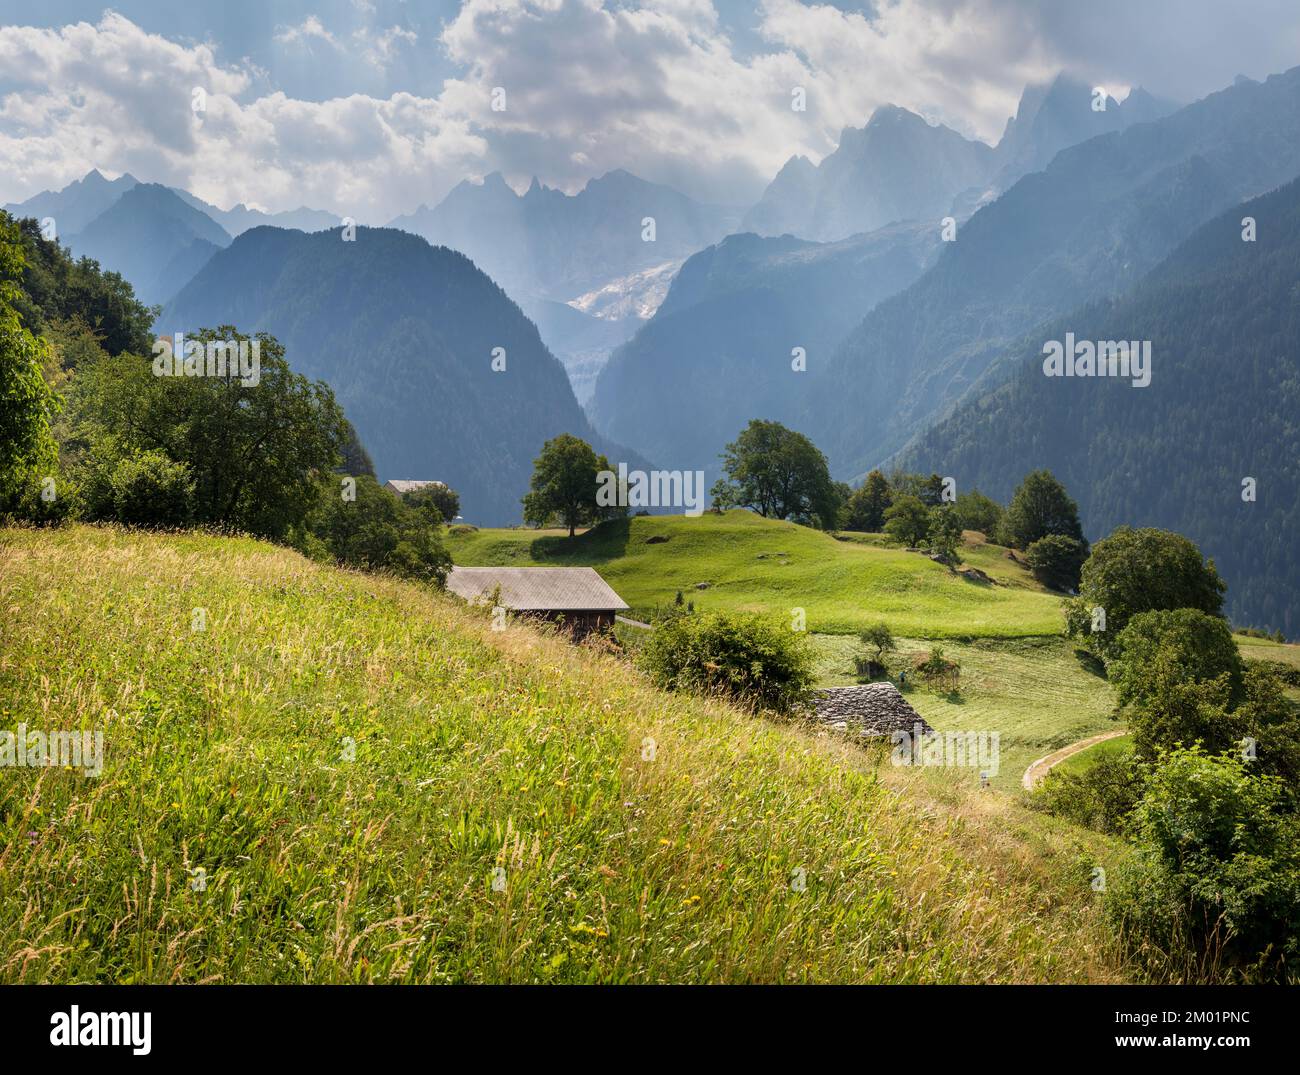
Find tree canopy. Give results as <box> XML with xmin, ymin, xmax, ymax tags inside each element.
<box><xmin>711</xmin><ymin>419</ymin><xmax>839</xmax><ymax>528</ymax></box>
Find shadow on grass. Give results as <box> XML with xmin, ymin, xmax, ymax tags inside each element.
<box><xmin>528</xmin><ymin>516</ymin><xmax>632</xmax><ymax>563</ymax></box>
<box><xmin>1073</xmin><ymin>646</ymin><xmax>1107</xmax><ymax>678</ymax></box>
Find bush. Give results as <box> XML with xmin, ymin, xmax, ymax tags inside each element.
<box><xmin>1024</xmin><ymin>533</ymin><xmax>1086</xmax><ymax>591</ymax></box>
<box><xmin>1029</xmin><ymin>750</ymin><xmax>1145</xmax><ymax>834</ymax></box>
<box><xmin>637</xmin><ymin>610</ymin><xmax>815</xmax><ymax>714</ymax></box>
<box><xmin>107</xmin><ymin>451</ymin><xmax>196</xmax><ymax>528</ymax></box>
<box><xmin>301</xmin><ymin>474</ymin><xmax>451</xmax><ymax>585</ymax></box>
<box><xmin>1106</xmin><ymin>747</ymin><xmax>1300</xmax><ymax>981</ymax></box>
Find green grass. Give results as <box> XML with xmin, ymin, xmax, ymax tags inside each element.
<box><xmin>810</xmin><ymin>634</ymin><xmax>1120</xmax><ymax>792</ymax></box>
<box><xmin>1053</xmin><ymin>735</ymin><xmax>1133</xmax><ymax>778</ymax></box>
<box><xmin>0</xmin><ymin>524</ymin><xmax>1132</xmax><ymax>984</ymax></box>
<box><xmin>445</xmin><ymin>512</ymin><xmax>1065</xmax><ymax>638</ymax></box>
<box><xmin>1236</xmin><ymin>637</ymin><xmax>1300</xmax><ymax>666</ymax></box>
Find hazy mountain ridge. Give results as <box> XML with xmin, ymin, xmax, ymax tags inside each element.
<box><xmin>590</xmin><ymin>222</ymin><xmax>940</xmax><ymax>480</ymax></box>
<box><xmin>66</xmin><ymin>183</ymin><xmax>231</xmax><ymax>306</ymax></box>
<box><xmin>807</xmin><ymin>64</ymin><xmax>1300</xmax><ymax>480</ymax></box>
<box><xmin>902</xmin><ymin>177</ymin><xmax>1300</xmax><ymax>632</ymax></box>
<box><xmin>743</xmin><ymin>76</ymin><xmax>1178</xmax><ymax>246</ymax></box>
<box><xmin>159</xmin><ymin>225</ymin><xmax>648</xmax><ymax>525</ymax></box>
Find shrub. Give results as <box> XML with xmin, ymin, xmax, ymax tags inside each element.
<box><xmin>1024</xmin><ymin>533</ymin><xmax>1087</xmax><ymax>592</ymax></box>
<box><xmin>302</xmin><ymin>474</ymin><xmax>451</xmax><ymax>585</ymax></box>
<box><xmin>109</xmin><ymin>451</ymin><xmax>196</xmax><ymax>528</ymax></box>
<box><xmin>637</xmin><ymin>610</ymin><xmax>814</xmax><ymax>714</ymax></box>
<box><xmin>1106</xmin><ymin>747</ymin><xmax>1300</xmax><ymax>982</ymax></box>
<box><xmin>1029</xmin><ymin>750</ymin><xmax>1145</xmax><ymax>834</ymax></box>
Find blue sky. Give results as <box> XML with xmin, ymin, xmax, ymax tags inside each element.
<box><xmin>2</xmin><ymin>1</ymin><xmax>1299</xmax><ymax>219</ymax></box>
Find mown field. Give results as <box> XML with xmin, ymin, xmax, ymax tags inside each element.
<box><xmin>811</xmin><ymin>635</ymin><xmax>1120</xmax><ymax>791</ymax></box>
<box><xmin>445</xmin><ymin>512</ymin><xmax>1065</xmax><ymax>638</ymax></box>
<box><xmin>0</xmin><ymin>524</ymin><xmax>1131</xmax><ymax>984</ymax></box>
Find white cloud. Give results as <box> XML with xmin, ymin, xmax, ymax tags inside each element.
<box><xmin>0</xmin><ymin>13</ymin><xmax>483</xmax><ymax>220</ymax></box>
<box><xmin>2</xmin><ymin>2</ymin><xmax>1300</xmax><ymax>217</ymax></box>
<box><xmin>274</xmin><ymin>16</ymin><xmax>339</xmax><ymax>49</ymax></box>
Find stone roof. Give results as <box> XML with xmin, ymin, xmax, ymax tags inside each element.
<box><xmin>384</xmin><ymin>479</ymin><xmax>446</xmax><ymax>495</ymax></box>
<box><xmin>446</xmin><ymin>566</ymin><xmax>628</xmax><ymax>612</ymax></box>
<box><xmin>810</xmin><ymin>682</ymin><xmax>933</xmax><ymax>738</ymax></box>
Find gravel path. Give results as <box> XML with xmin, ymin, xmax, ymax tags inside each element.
<box><xmin>1021</xmin><ymin>729</ymin><xmax>1128</xmax><ymax>790</ymax></box>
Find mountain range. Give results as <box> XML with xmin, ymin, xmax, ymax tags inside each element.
<box><xmin>804</xmin><ymin>66</ymin><xmax>1300</xmax><ymax>480</ymax></box>
<box><xmin>4</xmin><ymin>171</ymin><xmax>337</xmax><ymax>306</ymax></box>
<box><xmin>590</xmin><ymin>223</ymin><xmax>939</xmax><ymax>481</ymax></box>
<box><xmin>159</xmin><ymin>225</ymin><xmax>645</xmax><ymax>525</ymax></box>
<box><xmin>903</xmin><ymin>177</ymin><xmax>1300</xmax><ymax>635</ymax></box>
<box><xmin>742</xmin><ymin>75</ymin><xmax>1177</xmax><ymax>245</ymax></box>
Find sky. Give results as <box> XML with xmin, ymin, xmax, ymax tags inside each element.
<box><xmin>2</xmin><ymin>0</ymin><xmax>1299</xmax><ymax>221</ymax></box>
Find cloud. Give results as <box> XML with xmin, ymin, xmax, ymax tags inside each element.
<box><xmin>274</xmin><ymin>17</ymin><xmax>339</xmax><ymax>50</ymax></box>
<box><xmin>0</xmin><ymin>12</ymin><xmax>482</xmax><ymax>220</ymax></box>
<box><xmin>2</xmin><ymin>2</ymin><xmax>1300</xmax><ymax>217</ymax></box>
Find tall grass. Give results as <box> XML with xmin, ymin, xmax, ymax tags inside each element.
<box><xmin>0</xmin><ymin>525</ymin><xmax>1129</xmax><ymax>983</ymax></box>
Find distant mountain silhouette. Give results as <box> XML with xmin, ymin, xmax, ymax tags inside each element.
<box><xmin>3</xmin><ymin>169</ymin><xmax>140</xmax><ymax>237</ymax></box>
<box><xmin>806</xmin><ymin>64</ymin><xmax>1300</xmax><ymax>479</ymax></box>
<box><xmin>67</xmin><ymin>183</ymin><xmax>231</xmax><ymax>306</ymax></box>
<box><xmin>743</xmin><ymin>106</ymin><xmax>995</xmax><ymax>241</ymax></box>
<box><xmin>160</xmin><ymin>225</ymin><xmax>647</xmax><ymax>525</ymax></box>
<box><xmin>590</xmin><ymin>223</ymin><xmax>939</xmax><ymax>482</ymax></box>
<box><xmin>904</xmin><ymin>177</ymin><xmax>1300</xmax><ymax>634</ymax></box>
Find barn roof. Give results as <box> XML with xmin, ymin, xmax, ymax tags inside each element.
<box><xmin>384</xmin><ymin>479</ymin><xmax>446</xmax><ymax>495</ymax></box>
<box><xmin>446</xmin><ymin>566</ymin><xmax>628</xmax><ymax>612</ymax></box>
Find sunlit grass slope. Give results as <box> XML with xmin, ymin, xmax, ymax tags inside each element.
<box><xmin>0</xmin><ymin>525</ymin><xmax>1129</xmax><ymax>983</ymax></box>
<box><xmin>445</xmin><ymin>511</ymin><xmax>1064</xmax><ymax>638</ymax></box>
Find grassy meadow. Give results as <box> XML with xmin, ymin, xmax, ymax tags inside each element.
<box><xmin>445</xmin><ymin>511</ymin><xmax>1065</xmax><ymax>637</ymax></box>
<box><xmin>0</xmin><ymin>524</ymin><xmax>1132</xmax><ymax>984</ymax></box>
<box><xmin>811</xmin><ymin>635</ymin><xmax>1120</xmax><ymax>791</ymax></box>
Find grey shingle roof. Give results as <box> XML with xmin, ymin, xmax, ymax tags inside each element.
<box><xmin>384</xmin><ymin>479</ymin><xmax>446</xmax><ymax>495</ymax></box>
<box><xmin>446</xmin><ymin>566</ymin><xmax>628</xmax><ymax>612</ymax></box>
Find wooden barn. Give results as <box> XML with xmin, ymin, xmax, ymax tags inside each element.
<box><xmin>445</xmin><ymin>566</ymin><xmax>628</xmax><ymax>637</ymax></box>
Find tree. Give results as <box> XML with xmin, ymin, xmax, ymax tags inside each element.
<box><xmin>1112</xmin><ymin>609</ymin><xmax>1244</xmax><ymax>713</ymax></box>
<box><xmin>0</xmin><ymin>215</ymin><xmax>59</xmax><ymax>511</ymax></box>
<box><xmin>302</xmin><ymin>474</ymin><xmax>451</xmax><ymax>585</ymax></box>
<box><xmin>1065</xmin><ymin>526</ymin><xmax>1227</xmax><ymax>658</ymax></box>
<box><xmin>954</xmin><ymin>488</ymin><xmax>1003</xmax><ymax>537</ymax></box>
<box><xmin>883</xmin><ymin>494</ymin><xmax>929</xmax><ymax>547</ymax></box>
<box><xmin>404</xmin><ymin>482</ymin><xmax>460</xmax><ymax>525</ymax></box>
<box><xmin>927</xmin><ymin>505</ymin><xmax>963</xmax><ymax>564</ymax></box>
<box><xmin>859</xmin><ymin>622</ymin><xmax>896</xmax><ymax>663</ymax></box>
<box><xmin>522</xmin><ymin>433</ymin><xmax>612</xmax><ymax>537</ymax></box>
<box><xmin>71</xmin><ymin>327</ymin><xmax>348</xmax><ymax>539</ymax></box>
<box><xmin>1005</xmin><ymin>469</ymin><xmax>1085</xmax><ymax>550</ymax></box>
<box><xmin>1025</xmin><ymin>533</ymin><xmax>1087</xmax><ymax>591</ymax></box>
<box><xmin>712</xmin><ymin>419</ymin><xmax>838</xmax><ymax>528</ymax></box>
<box><xmin>1108</xmin><ymin>747</ymin><xmax>1300</xmax><ymax>980</ymax></box>
<box><xmin>843</xmin><ymin>470</ymin><xmax>892</xmax><ymax>531</ymax></box>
